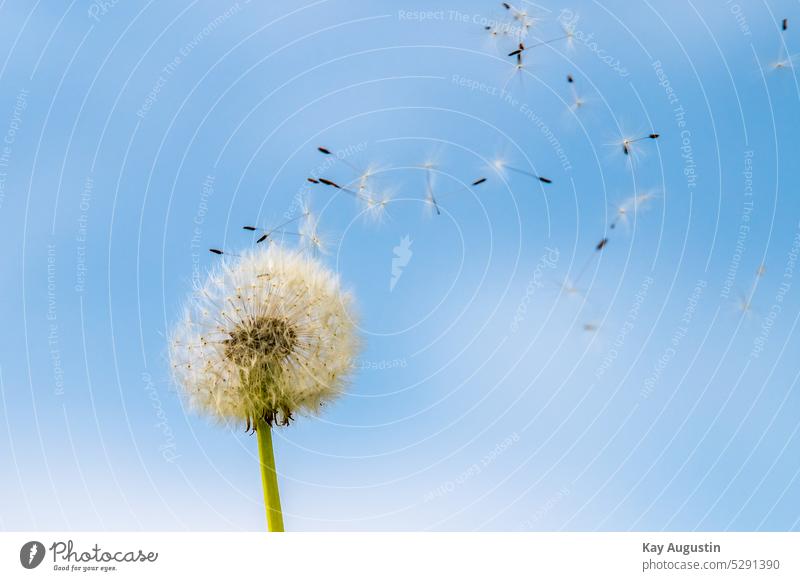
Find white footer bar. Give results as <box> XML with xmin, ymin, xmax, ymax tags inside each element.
<box><xmin>1</xmin><ymin>532</ymin><xmax>797</xmax><ymax>580</ymax></box>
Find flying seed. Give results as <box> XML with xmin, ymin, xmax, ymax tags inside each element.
<box><xmin>318</xmin><ymin>178</ymin><xmax>341</xmax><ymax>188</ymax></box>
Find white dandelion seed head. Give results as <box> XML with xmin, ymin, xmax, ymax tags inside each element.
<box><xmin>169</xmin><ymin>245</ymin><xmax>360</xmax><ymax>428</ymax></box>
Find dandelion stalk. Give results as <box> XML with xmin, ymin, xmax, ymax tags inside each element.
<box><xmin>256</xmin><ymin>419</ymin><xmax>284</xmax><ymax>532</ymax></box>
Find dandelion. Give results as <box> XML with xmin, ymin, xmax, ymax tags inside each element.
<box><xmin>315</xmin><ymin>175</ymin><xmax>369</xmax><ymax>202</ymax></box>
<box><xmin>770</xmin><ymin>56</ymin><xmax>796</xmax><ymax>70</ymax></box>
<box><xmin>422</xmin><ymin>161</ymin><xmax>442</xmax><ymax>216</ymax></box>
<box><xmin>359</xmin><ymin>190</ymin><xmax>392</xmax><ymax>223</ymax></box>
<box><xmin>492</xmin><ymin>158</ymin><xmax>552</xmax><ymax>184</ymax></box>
<box><xmin>556</xmin><ymin>277</ymin><xmax>586</xmax><ymax>300</ymax></box>
<box><xmin>569</xmin><ymin>237</ymin><xmax>610</xmax><ymax>286</ymax></box>
<box><xmin>566</xmin><ymin>73</ymin><xmax>586</xmax><ymax>111</ymax></box>
<box><xmin>299</xmin><ymin>209</ymin><xmax>328</xmax><ymax>255</ymax></box>
<box><xmin>771</xmin><ymin>18</ymin><xmax>796</xmax><ymax>71</ymax></box>
<box><xmin>735</xmin><ymin>291</ymin><xmax>755</xmax><ymax>317</ymax></box>
<box><xmin>355</xmin><ymin>163</ymin><xmax>380</xmax><ymax>196</ymax></box>
<box><xmin>736</xmin><ymin>263</ymin><xmax>766</xmax><ymax>316</ymax></box>
<box><xmin>501</xmin><ymin>2</ymin><xmax>536</xmax><ymax>40</ymax></box>
<box><xmin>317</xmin><ymin>145</ymin><xmax>365</xmax><ymax>176</ymax></box>
<box><xmin>311</xmin><ymin>171</ymin><xmax>391</xmax><ymax>223</ymax></box>
<box><xmin>609</xmin><ymin>192</ymin><xmax>658</xmax><ymax>230</ymax></box>
<box><xmin>170</xmin><ymin>245</ymin><xmax>360</xmax><ymax>531</ymax></box>
<box><xmin>482</xmin><ymin>21</ymin><xmax>516</xmax><ymax>53</ymax></box>
<box><xmin>243</xmin><ymin>209</ymin><xmax>310</xmax><ymax>245</ymax></box>
<box><xmin>508</xmin><ymin>27</ymin><xmax>574</xmax><ymax>56</ymax></box>
<box><xmin>620</xmin><ymin>133</ymin><xmax>659</xmax><ymax>156</ymax></box>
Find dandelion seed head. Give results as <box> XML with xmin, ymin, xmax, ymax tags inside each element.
<box><xmin>170</xmin><ymin>245</ymin><xmax>360</xmax><ymax>428</ymax></box>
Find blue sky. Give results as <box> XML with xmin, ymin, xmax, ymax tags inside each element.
<box><xmin>0</xmin><ymin>0</ymin><xmax>799</xmax><ymax>531</ymax></box>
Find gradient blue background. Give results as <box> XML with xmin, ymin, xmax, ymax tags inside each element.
<box><xmin>0</xmin><ymin>0</ymin><xmax>799</xmax><ymax>531</ymax></box>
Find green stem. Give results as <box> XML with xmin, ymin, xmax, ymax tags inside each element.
<box><xmin>256</xmin><ymin>419</ymin><xmax>285</xmax><ymax>532</ymax></box>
